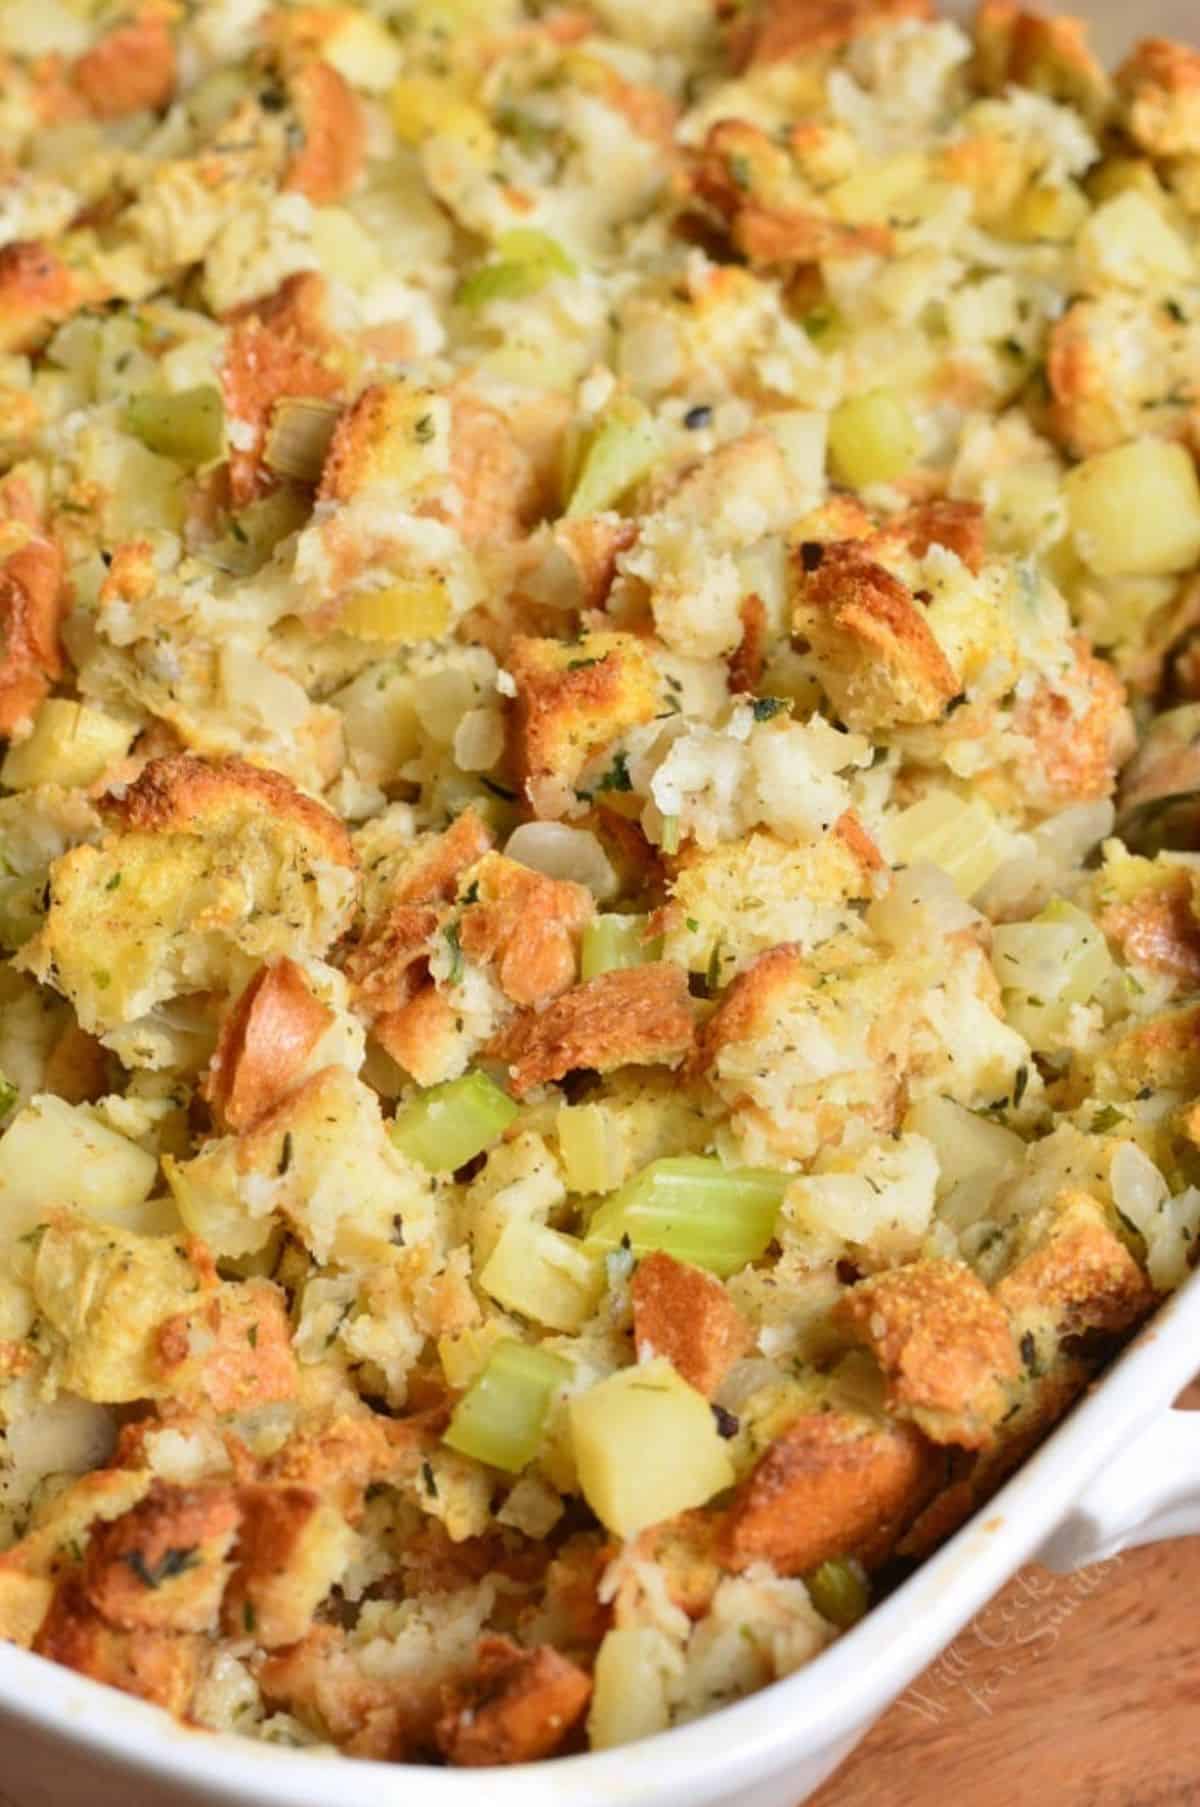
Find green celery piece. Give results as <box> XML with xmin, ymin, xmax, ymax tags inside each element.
<box><xmin>123</xmin><ymin>385</ymin><xmax>225</xmax><ymax>467</ymax></box>
<box><xmin>566</xmin><ymin>400</ymin><xmax>659</xmax><ymax>517</ymax></box>
<box><xmin>457</xmin><ymin>230</ymin><xmax>576</xmax><ymax>308</ymax></box>
<box><xmin>390</xmin><ymin>1070</ymin><xmax>518</xmax><ymax>1172</ymax></box>
<box><xmin>584</xmin><ymin>1155</ymin><xmax>787</xmax><ymax>1277</ymax></box>
<box><xmin>805</xmin><ymin>1557</ymin><xmax>869</xmax><ymax>1629</ymax></box>
<box><xmin>443</xmin><ymin>1338</ymin><xmax>571</xmax><ymax>1472</ymax></box>
<box><xmin>580</xmin><ymin>913</ymin><xmax>660</xmax><ymax>980</ymax></box>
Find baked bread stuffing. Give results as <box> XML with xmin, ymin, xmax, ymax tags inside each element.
<box><xmin>0</xmin><ymin>0</ymin><xmax>1199</xmax><ymax>1765</ymax></box>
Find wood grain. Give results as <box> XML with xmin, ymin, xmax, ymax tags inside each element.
<box><xmin>809</xmin><ymin>1383</ymin><xmax>1200</xmax><ymax>1807</ymax></box>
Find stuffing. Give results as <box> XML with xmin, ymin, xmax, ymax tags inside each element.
<box><xmin>719</xmin><ymin>1408</ymin><xmax>938</xmax><ymax>1576</ymax></box>
<box><xmin>71</xmin><ymin>5</ymin><xmax>176</xmax><ymax>121</ymax></box>
<box><xmin>82</xmin><ymin>1481</ymin><xmax>239</xmax><ymax>1633</ymax></box>
<box><xmin>220</xmin><ymin>271</ymin><xmax>343</xmax><ymax>507</ymax></box>
<box><xmin>993</xmin><ymin>1190</ymin><xmax>1156</xmax><ymax>1342</ymax></box>
<box><xmin>20</xmin><ymin>757</ymin><xmax>359</xmax><ymax>1042</ymax></box>
<box><xmin>34</xmin><ymin>1576</ymin><xmax>201</xmax><ymax>1715</ymax></box>
<box><xmin>0</xmin><ymin>0</ymin><xmax>1192</xmax><ymax>1766</ymax></box>
<box><xmin>973</xmin><ymin>0</ymin><xmax>1111</xmax><ymax>125</ymax></box>
<box><xmin>0</xmin><ymin>241</ymin><xmax>96</xmax><ymax>355</ymax></box>
<box><xmin>508</xmin><ymin>631</ymin><xmax>661</xmax><ymax>812</ymax></box>
<box><xmin>833</xmin><ymin>1260</ymin><xmax>1020</xmax><ymax>1447</ymax></box>
<box><xmin>1117</xmin><ymin>37</ymin><xmax>1200</xmax><ymax>158</ymax></box>
<box><xmin>726</xmin><ymin>0</ymin><xmax>934</xmax><ymax>71</ymax></box>
<box><xmin>487</xmin><ymin>962</ymin><xmax>695</xmax><ymax>1097</ymax></box>
<box><xmin>457</xmin><ymin>853</ymin><xmax>594</xmax><ymax>1008</ymax></box>
<box><xmin>791</xmin><ymin>540</ymin><xmax>960</xmax><ymax>730</ymax></box>
<box><xmin>0</xmin><ymin>522</ymin><xmax>65</xmax><ymax>735</ymax></box>
<box><xmin>202</xmin><ymin>960</ymin><xmax>335</xmax><ymax>1133</ymax></box>
<box><xmin>225</xmin><ymin>1483</ymin><xmax>357</xmax><ymax>1648</ymax></box>
<box><xmin>435</xmin><ymin>1634</ymin><xmax>592</xmax><ymax>1766</ymax></box>
<box><xmin>631</xmin><ymin>1252</ymin><xmax>751</xmax><ymax>1396</ymax></box>
<box><xmin>166</xmin><ymin>1064</ymin><xmax>433</xmax><ymax>1263</ymax></box>
<box><xmin>32</xmin><ymin>1219</ymin><xmax>208</xmax><ymax>1404</ymax></box>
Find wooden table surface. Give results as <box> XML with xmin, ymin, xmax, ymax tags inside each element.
<box><xmin>810</xmin><ymin>1383</ymin><xmax>1200</xmax><ymax>1807</ymax></box>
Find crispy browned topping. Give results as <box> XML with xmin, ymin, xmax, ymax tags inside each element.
<box><xmin>435</xmin><ymin>1634</ymin><xmax>592</xmax><ymax>1766</ymax></box>
<box><xmin>34</xmin><ymin>1575</ymin><xmax>201</xmax><ymax>1716</ymax></box>
<box><xmin>487</xmin><ymin>961</ymin><xmax>695</xmax><ymax>1096</ymax></box>
<box><xmin>720</xmin><ymin>1409</ymin><xmax>939</xmax><ymax>1574</ymax></box>
<box><xmin>102</xmin><ymin>754</ymin><xmax>358</xmax><ymax>871</ymax></box>
<box><xmin>995</xmin><ymin>1191</ymin><xmax>1156</xmax><ymax>1334</ymax></box>
<box><xmin>204</xmin><ymin>960</ymin><xmax>333</xmax><ymax>1132</ymax></box>
<box><xmin>72</xmin><ymin>4</ymin><xmax>176</xmax><ymax>120</ymax></box>
<box><xmin>631</xmin><ymin>1251</ymin><xmax>751</xmax><ymax>1397</ymax></box>
<box><xmin>459</xmin><ymin>852</ymin><xmax>594</xmax><ymax>1007</ymax></box>
<box><xmin>83</xmin><ymin>1481</ymin><xmax>239</xmax><ymax>1633</ymax></box>
<box><xmin>834</xmin><ymin>1260</ymin><xmax>1021</xmax><ymax>1448</ymax></box>
<box><xmin>283</xmin><ymin>60</ymin><xmax>366</xmax><ymax>205</ymax></box>
<box><xmin>0</xmin><ymin>532</ymin><xmax>65</xmax><ymax>735</ymax></box>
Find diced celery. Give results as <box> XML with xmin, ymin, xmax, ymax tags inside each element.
<box><xmin>443</xmin><ymin>1337</ymin><xmax>570</xmax><ymax>1473</ymax></box>
<box><xmin>584</xmin><ymin>1155</ymin><xmax>786</xmax><ymax>1276</ymax></box>
<box><xmin>569</xmin><ymin>1358</ymin><xmax>735</xmax><ymax>1537</ymax></box>
<box><xmin>457</xmin><ymin>231</ymin><xmax>577</xmax><ymax>308</ymax></box>
<box><xmin>263</xmin><ymin>397</ymin><xmax>341</xmax><ymax>483</ymax></box>
<box><xmin>566</xmin><ymin>399</ymin><xmax>659</xmax><ymax>517</ymax></box>
<box><xmin>991</xmin><ymin>899</ymin><xmax>1113</xmax><ymax>1007</ymax></box>
<box><xmin>339</xmin><ymin>580</ymin><xmax>451</xmax><ymax>643</ymax></box>
<box><xmin>558</xmin><ymin>1101</ymin><xmax>624</xmax><ymax>1195</ymax></box>
<box><xmin>479</xmin><ymin>1218</ymin><xmax>603</xmax><ymax>1331</ymax></box>
<box><xmin>806</xmin><ymin>1557</ymin><xmax>869</xmax><ymax>1629</ymax></box>
<box><xmin>390</xmin><ymin>1071</ymin><xmax>517</xmax><ymax>1172</ymax></box>
<box><xmin>827</xmin><ymin>389</ymin><xmax>919</xmax><ymax>488</ymax></box>
<box><xmin>123</xmin><ymin>384</ymin><xmax>224</xmax><ymax>467</ymax></box>
<box><xmin>887</xmin><ymin>793</ymin><xmax>1010</xmax><ymax>898</ymax></box>
<box><xmin>581</xmin><ymin>913</ymin><xmax>655</xmax><ymax>980</ymax></box>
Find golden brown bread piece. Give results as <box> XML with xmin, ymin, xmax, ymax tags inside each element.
<box><xmin>721</xmin><ymin>1408</ymin><xmax>940</xmax><ymax>1575</ymax></box>
<box><xmin>0</xmin><ymin>530</ymin><xmax>65</xmax><ymax>735</ymax></box>
<box><xmin>34</xmin><ymin>1575</ymin><xmax>201</xmax><ymax>1716</ymax></box>
<box><xmin>1100</xmin><ymin>871</ymin><xmax>1200</xmax><ymax>985</ymax></box>
<box><xmin>283</xmin><ymin>60</ymin><xmax>366</xmax><ymax>205</ymax></box>
<box><xmin>82</xmin><ymin>1481</ymin><xmax>240</xmax><ymax>1633</ymax></box>
<box><xmin>458</xmin><ymin>852</ymin><xmax>594</xmax><ymax>1007</ymax></box>
<box><xmin>487</xmin><ymin>962</ymin><xmax>695</xmax><ymax>1096</ymax></box>
<box><xmin>631</xmin><ymin>1252</ymin><xmax>752</xmax><ymax>1397</ymax></box>
<box><xmin>204</xmin><ymin>959</ymin><xmax>334</xmax><ymax>1133</ymax></box>
<box><xmin>155</xmin><ymin>1278</ymin><xmax>298</xmax><ymax>1413</ymax></box>
<box><xmin>994</xmin><ymin>1190</ymin><xmax>1156</xmax><ymax>1338</ymax></box>
<box><xmin>833</xmin><ymin>1260</ymin><xmax>1021</xmax><ymax>1449</ymax></box>
<box><xmin>72</xmin><ymin>3</ymin><xmax>176</xmax><ymax>120</ymax></box>
<box><xmin>792</xmin><ymin>540</ymin><xmax>960</xmax><ymax>729</ymax></box>
<box><xmin>725</xmin><ymin>0</ymin><xmax>933</xmax><ymax>70</ymax></box>
<box><xmin>435</xmin><ymin>1634</ymin><xmax>592</xmax><ymax>1766</ymax></box>
<box><xmin>221</xmin><ymin>272</ymin><xmax>342</xmax><ymax>506</ymax></box>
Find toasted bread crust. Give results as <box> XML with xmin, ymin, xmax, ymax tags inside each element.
<box><xmin>720</xmin><ymin>1409</ymin><xmax>938</xmax><ymax>1574</ymax></box>
<box><xmin>1012</xmin><ymin>638</ymin><xmax>1132</xmax><ymax>807</ymax></box>
<box><xmin>458</xmin><ymin>852</ymin><xmax>594</xmax><ymax>1007</ymax></box>
<box><xmin>1117</xmin><ymin>36</ymin><xmax>1200</xmax><ymax>157</ymax></box>
<box><xmin>995</xmin><ymin>1191</ymin><xmax>1156</xmax><ymax>1335</ymax></box>
<box><xmin>974</xmin><ymin>0</ymin><xmax>1111</xmax><ymax>122</ymax></box>
<box><xmin>83</xmin><ymin>1481</ymin><xmax>240</xmax><ymax>1633</ymax></box>
<box><xmin>792</xmin><ymin>541</ymin><xmax>960</xmax><ymax>728</ymax></box>
<box><xmin>1101</xmin><ymin>872</ymin><xmax>1200</xmax><ymax>985</ymax></box>
<box><xmin>156</xmin><ymin>1279</ymin><xmax>298</xmax><ymax>1413</ymax></box>
<box><xmin>34</xmin><ymin>1575</ymin><xmax>200</xmax><ymax>1715</ymax></box>
<box><xmin>877</xmin><ymin>499</ymin><xmax>986</xmax><ymax>575</ymax></box>
<box><xmin>0</xmin><ymin>531</ymin><xmax>65</xmax><ymax>735</ymax></box>
<box><xmin>834</xmin><ymin>1260</ymin><xmax>1021</xmax><ymax>1448</ymax></box>
<box><xmin>221</xmin><ymin>273</ymin><xmax>342</xmax><ymax>506</ymax></box>
<box><xmin>728</xmin><ymin>593</ymin><xmax>769</xmax><ymax>695</ymax></box>
<box><xmin>204</xmin><ymin>959</ymin><xmax>333</xmax><ymax>1132</ymax></box>
<box><xmin>486</xmin><ymin>961</ymin><xmax>695</xmax><ymax>1096</ymax></box>
<box><xmin>102</xmin><ymin>754</ymin><xmax>357</xmax><ymax>870</ymax></box>
<box><xmin>284</xmin><ymin>59</ymin><xmax>366</xmax><ymax>204</ymax></box>
<box><xmin>508</xmin><ymin>631</ymin><xmax>661</xmax><ymax>796</ymax></box>
<box><xmin>691</xmin><ymin>121</ymin><xmax>892</xmax><ymax>267</ymax></box>
<box><xmin>631</xmin><ymin>1252</ymin><xmax>752</xmax><ymax>1396</ymax></box>
<box><xmin>727</xmin><ymin>0</ymin><xmax>933</xmax><ymax>70</ymax></box>
<box><xmin>72</xmin><ymin>5</ymin><xmax>176</xmax><ymax>120</ymax></box>
<box><xmin>435</xmin><ymin>1634</ymin><xmax>591</xmax><ymax>1766</ymax></box>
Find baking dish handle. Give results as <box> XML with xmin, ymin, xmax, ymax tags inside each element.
<box><xmin>1035</xmin><ymin>1408</ymin><xmax>1200</xmax><ymax>1572</ymax></box>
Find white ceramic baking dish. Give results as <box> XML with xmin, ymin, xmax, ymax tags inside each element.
<box><xmin>4</xmin><ymin>1266</ymin><xmax>1200</xmax><ymax>1807</ymax></box>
